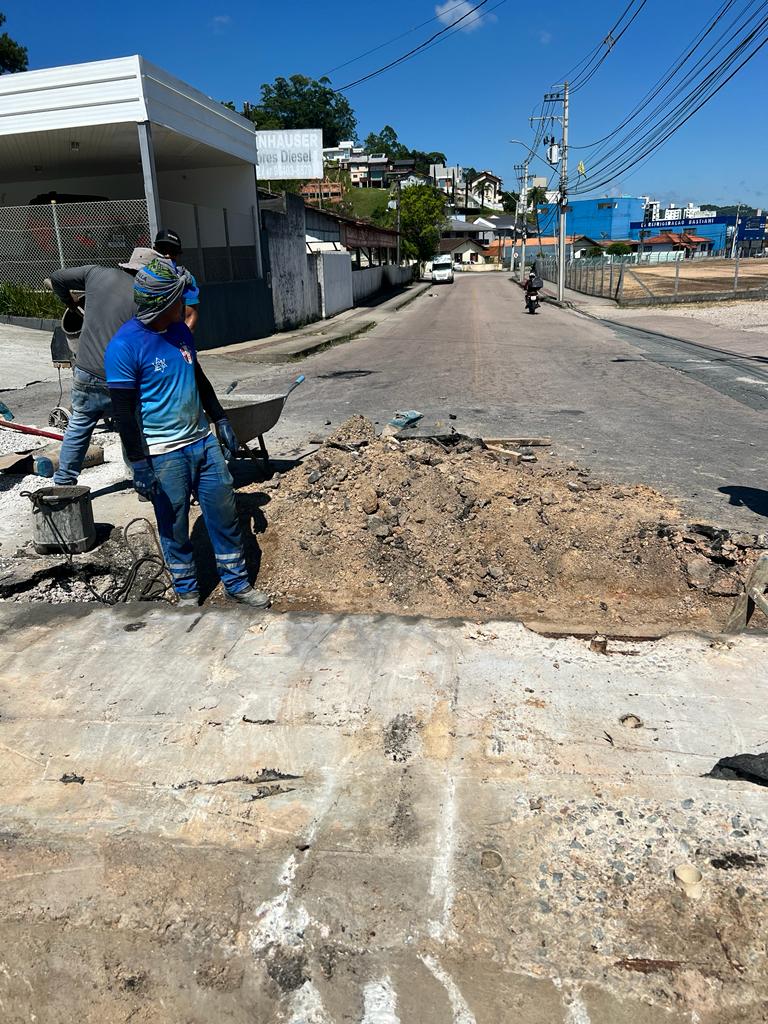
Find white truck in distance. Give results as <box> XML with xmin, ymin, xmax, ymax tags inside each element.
<box><xmin>431</xmin><ymin>254</ymin><xmax>454</xmax><ymax>284</ymax></box>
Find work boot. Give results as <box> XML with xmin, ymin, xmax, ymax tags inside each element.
<box><xmin>229</xmin><ymin>586</ymin><xmax>270</xmax><ymax>609</ymax></box>
<box><xmin>176</xmin><ymin>592</ymin><xmax>200</xmax><ymax>608</ymax></box>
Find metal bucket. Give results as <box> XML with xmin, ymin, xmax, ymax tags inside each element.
<box><xmin>28</xmin><ymin>485</ymin><xmax>96</xmax><ymax>554</ymax></box>
<box><xmin>61</xmin><ymin>305</ymin><xmax>84</xmax><ymax>339</ymax></box>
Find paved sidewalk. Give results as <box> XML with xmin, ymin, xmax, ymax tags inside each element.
<box><xmin>209</xmin><ymin>280</ymin><xmax>430</xmax><ymax>363</ymax></box>
<box><xmin>0</xmin><ymin>602</ymin><xmax>766</xmax><ymax>1021</ymax></box>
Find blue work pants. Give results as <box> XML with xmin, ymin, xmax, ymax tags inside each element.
<box><xmin>150</xmin><ymin>434</ymin><xmax>249</xmax><ymax>596</ymax></box>
<box><xmin>53</xmin><ymin>368</ymin><xmax>112</xmax><ymax>485</ymax></box>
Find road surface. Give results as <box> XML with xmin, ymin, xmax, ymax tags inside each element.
<box><xmin>5</xmin><ymin>273</ymin><xmax>768</xmax><ymax>532</ymax></box>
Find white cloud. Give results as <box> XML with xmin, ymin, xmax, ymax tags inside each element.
<box><xmin>435</xmin><ymin>1</ymin><xmax>489</xmax><ymax>32</ymax></box>
<box><xmin>538</xmin><ymin>30</ymin><xmax>552</xmax><ymax>45</ymax></box>
<box><xmin>211</xmin><ymin>14</ymin><xmax>232</xmax><ymax>32</ymax></box>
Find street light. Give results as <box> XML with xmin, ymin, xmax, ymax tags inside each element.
<box><xmin>509</xmin><ymin>140</ymin><xmax>547</xmax><ymax>282</ymax></box>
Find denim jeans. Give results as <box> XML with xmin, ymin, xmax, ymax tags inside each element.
<box><xmin>53</xmin><ymin>368</ymin><xmax>113</xmax><ymax>485</ymax></box>
<box><xmin>150</xmin><ymin>434</ymin><xmax>249</xmax><ymax>596</ymax></box>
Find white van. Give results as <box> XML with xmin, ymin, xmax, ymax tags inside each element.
<box><xmin>431</xmin><ymin>254</ymin><xmax>454</xmax><ymax>284</ymax></box>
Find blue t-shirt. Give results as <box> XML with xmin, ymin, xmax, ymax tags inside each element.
<box><xmin>105</xmin><ymin>318</ymin><xmax>209</xmax><ymax>456</ymax></box>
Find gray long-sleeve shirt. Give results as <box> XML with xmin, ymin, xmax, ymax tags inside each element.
<box><xmin>50</xmin><ymin>265</ymin><xmax>135</xmax><ymax>381</ymax></box>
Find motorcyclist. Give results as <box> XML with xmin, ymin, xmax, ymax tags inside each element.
<box><xmin>524</xmin><ymin>270</ymin><xmax>540</xmax><ymax>297</ymax></box>
<box><xmin>524</xmin><ymin>270</ymin><xmax>542</xmax><ymax>312</ymax></box>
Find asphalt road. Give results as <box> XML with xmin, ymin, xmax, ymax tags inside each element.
<box><xmin>7</xmin><ymin>273</ymin><xmax>768</xmax><ymax>532</ymax></box>
<box><xmin>199</xmin><ymin>272</ymin><xmax>768</xmax><ymax>532</ymax></box>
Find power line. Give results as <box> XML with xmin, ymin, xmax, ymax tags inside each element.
<box><xmin>336</xmin><ymin>0</ymin><xmax>496</xmax><ymax>91</ymax></box>
<box><xmin>573</xmin><ymin>3</ymin><xmax>768</xmax><ymax>184</ymax></box>
<box><xmin>320</xmin><ymin>0</ymin><xmax>472</xmax><ymax>77</ymax></box>
<box><xmin>570</xmin><ymin>9</ymin><xmax>768</xmax><ymax>194</ymax></box>
<box><xmin>569</xmin><ymin>0</ymin><xmax>650</xmax><ymax>93</ymax></box>
<box><xmin>570</xmin><ymin>0</ymin><xmax>740</xmax><ymax>150</ymax></box>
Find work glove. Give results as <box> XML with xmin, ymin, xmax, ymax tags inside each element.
<box><xmin>215</xmin><ymin>417</ymin><xmax>240</xmax><ymax>460</ymax></box>
<box><xmin>131</xmin><ymin>459</ymin><xmax>161</xmax><ymax>500</ymax></box>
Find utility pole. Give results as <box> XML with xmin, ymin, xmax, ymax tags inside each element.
<box><xmin>730</xmin><ymin>202</ymin><xmax>741</xmax><ymax>259</ymax></box>
<box><xmin>532</xmin><ymin>82</ymin><xmax>569</xmax><ymax>300</ymax></box>
<box><xmin>556</xmin><ymin>82</ymin><xmax>569</xmax><ymax>302</ymax></box>
<box><xmin>396</xmin><ymin>176</ymin><xmax>402</xmax><ymax>266</ymax></box>
<box><xmin>516</xmin><ymin>160</ymin><xmax>529</xmax><ymax>282</ymax></box>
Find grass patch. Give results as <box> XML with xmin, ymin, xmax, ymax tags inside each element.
<box><xmin>0</xmin><ymin>283</ymin><xmax>64</xmax><ymax>319</ymax></box>
<box><xmin>346</xmin><ymin>189</ymin><xmax>390</xmax><ymax>222</ymax></box>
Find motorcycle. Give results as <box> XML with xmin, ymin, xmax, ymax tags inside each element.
<box><xmin>525</xmin><ymin>288</ymin><xmax>541</xmax><ymax>314</ymax></box>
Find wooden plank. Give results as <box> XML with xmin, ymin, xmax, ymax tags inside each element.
<box><xmin>482</xmin><ymin>436</ymin><xmax>552</xmax><ymax>447</ymax></box>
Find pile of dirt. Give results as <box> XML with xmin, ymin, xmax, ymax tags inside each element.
<box><xmin>247</xmin><ymin>417</ymin><xmax>762</xmax><ymax>630</ymax></box>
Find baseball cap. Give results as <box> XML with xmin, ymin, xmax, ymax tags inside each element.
<box><xmin>154</xmin><ymin>228</ymin><xmax>182</xmax><ymax>252</ymax></box>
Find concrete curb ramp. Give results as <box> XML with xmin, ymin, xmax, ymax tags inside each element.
<box><xmin>0</xmin><ymin>604</ymin><xmax>766</xmax><ymax>1021</ymax></box>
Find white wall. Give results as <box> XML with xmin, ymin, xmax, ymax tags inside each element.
<box><xmin>351</xmin><ymin>265</ymin><xmax>412</xmax><ymax>304</ymax></box>
<box><xmin>317</xmin><ymin>252</ymin><xmax>353</xmax><ymax>317</ymax></box>
<box><xmin>156</xmin><ymin>165</ymin><xmax>256</xmax><ymax>214</ymax></box>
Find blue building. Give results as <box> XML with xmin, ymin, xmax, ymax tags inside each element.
<box><xmin>535</xmin><ymin>197</ymin><xmax>645</xmax><ymax>240</ymax></box>
<box><xmin>629</xmin><ymin>216</ymin><xmax>729</xmax><ymax>252</ymax></box>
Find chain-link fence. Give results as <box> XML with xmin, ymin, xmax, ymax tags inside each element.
<box><xmin>536</xmin><ymin>254</ymin><xmax>768</xmax><ymax>305</ymax></box>
<box><xmin>0</xmin><ymin>199</ymin><xmax>150</xmax><ymax>287</ymax></box>
<box><xmin>159</xmin><ymin>199</ymin><xmax>260</xmax><ymax>284</ymax></box>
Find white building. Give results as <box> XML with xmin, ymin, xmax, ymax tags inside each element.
<box><xmin>0</xmin><ymin>55</ymin><xmax>271</xmax><ymax>343</ymax></box>
<box><xmin>323</xmin><ymin>140</ymin><xmax>365</xmax><ymax>163</ymax></box>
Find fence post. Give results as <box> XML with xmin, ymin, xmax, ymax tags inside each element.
<box><xmin>674</xmin><ymin>258</ymin><xmax>680</xmax><ymax>296</ymax></box>
<box><xmin>600</xmin><ymin>260</ymin><xmax>605</xmax><ymax>296</ymax></box>
<box><xmin>609</xmin><ymin>259</ymin><xmax>614</xmax><ymax>296</ymax></box>
<box><xmin>49</xmin><ymin>200</ymin><xmax>66</xmax><ymax>269</ymax></box>
<box><xmin>734</xmin><ymin>256</ymin><xmax>740</xmax><ymax>293</ymax></box>
<box><xmin>617</xmin><ymin>263</ymin><xmax>625</xmax><ymax>303</ymax></box>
<box><xmin>193</xmin><ymin>204</ymin><xmax>206</xmax><ymax>283</ymax></box>
<box><xmin>223</xmin><ymin>207</ymin><xmax>234</xmax><ymax>281</ymax></box>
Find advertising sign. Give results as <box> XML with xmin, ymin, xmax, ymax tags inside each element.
<box><xmin>255</xmin><ymin>129</ymin><xmax>323</xmax><ymax>180</ymax></box>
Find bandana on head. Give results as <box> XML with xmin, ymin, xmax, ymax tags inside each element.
<box><xmin>133</xmin><ymin>257</ymin><xmax>189</xmax><ymax>324</ymax></box>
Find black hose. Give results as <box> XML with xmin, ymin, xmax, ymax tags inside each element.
<box><xmin>21</xmin><ymin>494</ymin><xmax>173</xmax><ymax>605</ymax></box>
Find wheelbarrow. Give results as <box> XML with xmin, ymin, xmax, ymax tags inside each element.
<box><xmin>221</xmin><ymin>374</ymin><xmax>305</xmax><ymax>463</ymax></box>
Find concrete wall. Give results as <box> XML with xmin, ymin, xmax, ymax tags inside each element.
<box><xmin>194</xmin><ymin>279</ymin><xmax>274</xmax><ymax>350</ymax></box>
<box><xmin>262</xmin><ymin>193</ymin><xmax>319</xmax><ymax>330</ymax></box>
<box><xmin>316</xmin><ymin>251</ymin><xmax>353</xmax><ymax>317</ymax></box>
<box><xmin>351</xmin><ymin>264</ymin><xmax>413</xmax><ymax>305</ymax></box>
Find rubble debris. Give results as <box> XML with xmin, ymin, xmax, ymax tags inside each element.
<box><xmin>590</xmin><ymin>634</ymin><xmax>608</xmax><ymax>654</ymax></box>
<box><xmin>244</xmin><ymin>417</ymin><xmax>758</xmax><ymax>629</ymax></box>
<box><xmin>620</xmin><ymin>713</ymin><xmax>643</xmax><ymax>729</ymax></box>
<box><xmin>706</xmin><ymin>753</ymin><xmax>768</xmax><ymax>788</ymax></box>
<box><xmin>60</xmin><ymin>773</ymin><xmax>85</xmax><ymax>785</ymax></box>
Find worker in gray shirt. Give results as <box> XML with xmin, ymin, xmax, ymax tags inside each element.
<box><xmin>48</xmin><ymin>248</ymin><xmax>154</xmax><ymax>485</ymax></box>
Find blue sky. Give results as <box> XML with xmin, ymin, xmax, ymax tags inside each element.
<box><xmin>8</xmin><ymin>0</ymin><xmax>768</xmax><ymax>207</ymax></box>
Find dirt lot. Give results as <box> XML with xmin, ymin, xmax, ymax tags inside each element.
<box><xmin>623</xmin><ymin>258</ymin><xmax>768</xmax><ymax>301</ymax></box>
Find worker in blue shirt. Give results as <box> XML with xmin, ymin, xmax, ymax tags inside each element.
<box><xmin>153</xmin><ymin>228</ymin><xmax>200</xmax><ymax>332</ymax></box>
<box><xmin>105</xmin><ymin>257</ymin><xmax>268</xmax><ymax>609</ymax></box>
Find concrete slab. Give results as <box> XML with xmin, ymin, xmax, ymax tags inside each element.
<box><xmin>0</xmin><ymin>322</ymin><xmax>60</xmax><ymax>392</ymax></box>
<box><xmin>0</xmin><ymin>604</ymin><xmax>766</xmax><ymax>1021</ymax></box>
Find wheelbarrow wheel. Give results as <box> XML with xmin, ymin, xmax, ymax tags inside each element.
<box><xmin>49</xmin><ymin>406</ymin><xmax>71</xmax><ymax>430</ymax></box>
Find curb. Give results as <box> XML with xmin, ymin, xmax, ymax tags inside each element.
<box><xmin>0</xmin><ymin>314</ymin><xmax>58</xmax><ymax>332</ymax></box>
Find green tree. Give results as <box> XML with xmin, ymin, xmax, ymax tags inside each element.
<box><xmin>412</xmin><ymin>150</ymin><xmax>446</xmax><ymax>177</ymax></box>
<box><xmin>606</xmin><ymin>241</ymin><xmax>631</xmax><ymax>255</ymax></box>
<box><xmin>0</xmin><ymin>12</ymin><xmax>27</xmax><ymax>74</ymax></box>
<box><xmin>527</xmin><ymin>186</ymin><xmax>548</xmax><ymax>209</ymax></box>
<box><xmin>247</xmin><ymin>75</ymin><xmax>357</xmax><ymax>146</ymax></box>
<box><xmin>364</xmin><ymin>125</ymin><xmax>409</xmax><ymax>159</ymax></box>
<box><xmin>386</xmin><ymin>184</ymin><xmax>447</xmax><ymax>262</ymax></box>
<box><xmin>500</xmin><ymin>190</ymin><xmax>519</xmax><ymax>214</ymax></box>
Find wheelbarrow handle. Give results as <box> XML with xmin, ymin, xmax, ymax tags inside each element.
<box><xmin>286</xmin><ymin>374</ymin><xmax>305</xmax><ymax>397</ymax></box>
